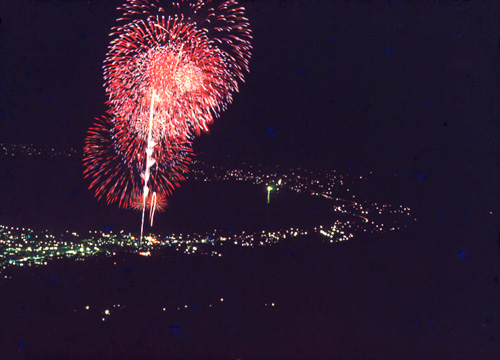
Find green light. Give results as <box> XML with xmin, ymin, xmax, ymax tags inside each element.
<box><xmin>267</xmin><ymin>186</ymin><xmax>273</xmax><ymax>203</ymax></box>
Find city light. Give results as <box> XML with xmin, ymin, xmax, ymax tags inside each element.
<box><xmin>0</xmin><ymin>143</ymin><xmax>414</xmax><ymax>273</ymax></box>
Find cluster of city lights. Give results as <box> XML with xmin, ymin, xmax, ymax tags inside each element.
<box><xmin>1</xmin><ymin>144</ymin><xmax>414</xmax><ymax>273</ymax></box>
<box><xmin>0</xmin><ymin>143</ymin><xmax>78</xmax><ymax>158</ymax></box>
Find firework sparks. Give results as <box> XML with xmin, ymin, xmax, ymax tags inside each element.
<box><xmin>84</xmin><ymin>0</ymin><xmax>252</xmax><ymax>245</ymax></box>
<box><xmin>83</xmin><ymin>113</ymin><xmax>192</xmax><ymax>210</ymax></box>
<box><xmin>104</xmin><ymin>0</ymin><xmax>252</xmax><ymax>141</ymax></box>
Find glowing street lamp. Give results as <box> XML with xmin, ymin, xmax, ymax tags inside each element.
<box><xmin>267</xmin><ymin>185</ymin><xmax>273</xmax><ymax>204</ymax></box>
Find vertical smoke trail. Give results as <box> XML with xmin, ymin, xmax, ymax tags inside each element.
<box><xmin>140</xmin><ymin>90</ymin><xmax>158</xmax><ymax>246</ymax></box>
<box><xmin>83</xmin><ymin>0</ymin><xmax>252</xmax><ymax>239</ymax></box>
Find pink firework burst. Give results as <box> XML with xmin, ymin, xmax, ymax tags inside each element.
<box><xmin>104</xmin><ymin>0</ymin><xmax>252</xmax><ymax>141</ymax></box>
<box><xmin>83</xmin><ymin>113</ymin><xmax>192</xmax><ymax>209</ymax></box>
<box><xmin>84</xmin><ymin>0</ymin><xmax>251</xmax><ymax>233</ymax></box>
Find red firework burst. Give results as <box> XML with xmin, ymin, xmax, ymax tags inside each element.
<box><xmin>104</xmin><ymin>0</ymin><xmax>252</xmax><ymax>141</ymax></box>
<box><xmin>84</xmin><ymin>0</ymin><xmax>251</xmax><ymax>214</ymax></box>
<box><xmin>83</xmin><ymin>114</ymin><xmax>192</xmax><ymax>209</ymax></box>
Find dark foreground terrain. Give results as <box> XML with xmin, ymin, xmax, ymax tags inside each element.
<box><xmin>0</xmin><ymin>157</ymin><xmax>498</xmax><ymax>359</ymax></box>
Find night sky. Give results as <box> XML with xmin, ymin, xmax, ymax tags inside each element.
<box><xmin>1</xmin><ymin>0</ymin><xmax>500</xmax><ymax>358</ymax></box>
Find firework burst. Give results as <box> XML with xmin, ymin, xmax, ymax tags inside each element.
<box><xmin>83</xmin><ymin>114</ymin><xmax>192</xmax><ymax>209</ymax></box>
<box><xmin>83</xmin><ymin>0</ymin><xmax>252</xmax><ymax>242</ymax></box>
<box><xmin>104</xmin><ymin>0</ymin><xmax>252</xmax><ymax>141</ymax></box>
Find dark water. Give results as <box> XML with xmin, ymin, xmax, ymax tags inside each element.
<box><xmin>0</xmin><ymin>157</ymin><xmax>334</xmax><ymax>235</ymax></box>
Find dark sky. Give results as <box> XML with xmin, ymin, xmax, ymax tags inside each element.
<box><xmin>1</xmin><ymin>0</ymin><xmax>498</xmax><ymax>227</ymax></box>
<box><xmin>1</xmin><ymin>0</ymin><xmax>497</xmax><ymax>169</ymax></box>
<box><xmin>1</xmin><ymin>0</ymin><xmax>500</xmax><ymax>358</ymax></box>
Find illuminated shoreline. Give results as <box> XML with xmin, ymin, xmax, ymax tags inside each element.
<box><xmin>0</xmin><ymin>143</ymin><xmax>414</xmax><ymax>273</ymax></box>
